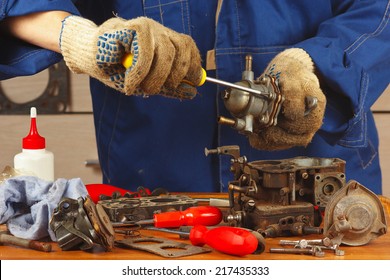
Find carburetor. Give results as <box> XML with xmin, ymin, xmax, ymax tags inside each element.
<box><xmin>217</xmin><ymin>54</ymin><xmax>319</xmax><ymax>135</ymax></box>
<box><xmin>206</xmin><ymin>145</ymin><xmax>346</xmax><ymax>237</ymax></box>
<box><xmin>217</xmin><ymin>55</ymin><xmax>284</xmax><ymax>134</ymax></box>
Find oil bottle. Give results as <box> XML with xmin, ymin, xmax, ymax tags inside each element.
<box><xmin>14</xmin><ymin>107</ymin><xmax>54</xmax><ymax>181</ymax></box>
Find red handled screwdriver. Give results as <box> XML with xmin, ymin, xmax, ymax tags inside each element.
<box><xmin>112</xmin><ymin>206</ymin><xmax>223</xmax><ymax>228</ymax></box>
<box><xmin>146</xmin><ymin>225</ymin><xmax>259</xmax><ymax>256</ymax></box>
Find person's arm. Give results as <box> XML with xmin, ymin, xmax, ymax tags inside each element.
<box><xmin>294</xmin><ymin>1</ymin><xmax>390</xmax><ymax>146</ymax></box>
<box><xmin>0</xmin><ymin>11</ymin><xmax>71</xmax><ymax>53</ymax></box>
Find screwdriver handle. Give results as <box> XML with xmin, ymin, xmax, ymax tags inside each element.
<box><xmin>121</xmin><ymin>53</ymin><xmax>207</xmax><ymax>86</ymax></box>
<box><xmin>154</xmin><ymin>206</ymin><xmax>222</xmax><ymax>228</ymax></box>
<box><xmin>189</xmin><ymin>225</ymin><xmax>258</xmax><ymax>257</ymax></box>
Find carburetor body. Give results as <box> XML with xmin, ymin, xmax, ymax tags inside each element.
<box><xmin>206</xmin><ymin>146</ymin><xmax>346</xmax><ymax>237</ymax></box>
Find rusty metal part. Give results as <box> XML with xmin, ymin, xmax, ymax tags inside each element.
<box><xmin>279</xmin><ymin>237</ymin><xmax>333</xmax><ymax>248</ymax></box>
<box><xmin>98</xmin><ymin>195</ymin><xmax>198</xmax><ymax>223</ymax></box>
<box><xmin>114</xmin><ymin>229</ymin><xmax>141</xmax><ymax>238</ymax></box>
<box><xmin>279</xmin><ymin>238</ymin><xmax>344</xmax><ymax>256</ymax></box>
<box><xmin>207</xmin><ymin>146</ymin><xmax>346</xmax><ymax>237</ymax></box>
<box><xmin>144</xmin><ymin>226</ymin><xmax>192</xmax><ymax>239</ymax></box>
<box><xmin>49</xmin><ymin>195</ymin><xmax>115</xmax><ymax>251</ymax></box>
<box><xmin>83</xmin><ymin>196</ymin><xmax>115</xmax><ymax>249</ymax></box>
<box><xmin>219</xmin><ymin>55</ymin><xmax>284</xmax><ymax>135</ymax></box>
<box><xmin>205</xmin><ymin>145</ymin><xmax>246</xmax><ymax>179</ymax></box>
<box><xmin>0</xmin><ymin>231</ymin><xmax>52</xmax><ymax>252</ymax></box>
<box><xmin>0</xmin><ymin>61</ymin><xmax>69</xmax><ymax>114</ymax></box>
<box><xmin>247</xmin><ymin>229</ymin><xmax>267</xmax><ymax>254</ymax></box>
<box><xmin>269</xmin><ymin>246</ymin><xmax>325</xmax><ymax>257</ymax></box>
<box><xmin>115</xmin><ymin>236</ymin><xmax>211</xmax><ymax>258</ymax></box>
<box><xmin>313</xmin><ymin>244</ymin><xmax>345</xmax><ymax>256</ymax></box>
<box><xmin>323</xmin><ymin>180</ymin><xmax>387</xmax><ymax>246</ymax></box>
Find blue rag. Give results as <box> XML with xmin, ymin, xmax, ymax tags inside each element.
<box><xmin>0</xmin><ymin>176</ymin><xmax>88</xmax><ymax>241</ymax></box>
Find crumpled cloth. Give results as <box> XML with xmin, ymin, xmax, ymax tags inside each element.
<box><xmin>0</xmin><ymin>176</ymin><xmax>88</xmax><ymax>241</ymax></box>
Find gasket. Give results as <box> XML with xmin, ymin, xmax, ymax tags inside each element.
<box><xmin>0</xmin><ymin>61</ymin><xmax>69</xmax><ymax>114</ymax></box>
<box><xmin>115</xmin><ymin>237</ymin><xmax>211</xmax><ymax>258</ymax></box>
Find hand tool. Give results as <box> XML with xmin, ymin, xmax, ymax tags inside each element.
<box><xmin>194</xmin><ymin>198</ymin><xmax>230</xmax><ymax>207</ymax></box>
<box><xmin>146</xmin><ymin>225</ymin><xmax>266</xmax><ymax>254</ymax></box>
<box><xmin>111</xmin><ymin>205</ymin><xmax>223</xmax><ymax>228</ymax></box>
<box><xmin>144</xmin><ymin>225</ymin><xmax>259</xmax><ymax>256</ymax></box>
<box><xmin>121</xmin><ymin>53</ymin><xmax>272</xmax><ymax>98</ymax></box>
<box><xmin>0</xmin><ymin>231</ymin><xmax>52</xmax><ymax>252</ymax></box>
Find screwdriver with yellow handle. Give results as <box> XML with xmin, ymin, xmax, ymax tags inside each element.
<box><xmin>121</xmin><ymin>53</ymin><xmax>267</xmax><ymax>96</ymax></box>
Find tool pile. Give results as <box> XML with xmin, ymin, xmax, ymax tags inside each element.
<box><xmin>49</xmin><ymin>193</ymin><xmax>266</xmax><ymax>257</ymax></box>
<box><xmin>0</xmin><ymin>160</ymin><xmax>387</xmax><ymax>258</ymax></box>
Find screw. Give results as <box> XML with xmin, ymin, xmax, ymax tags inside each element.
<box><xmin>280</xmin><ymin>237</ymin><xmax>333</xmax><ymax>248</ymax></box>
<box><xmin>270</xmin><ymin>246</ymin><xmax>325</xmax><ymax>257</ymax></box>
<box><xmin>314</xmin><ymin>244</ymin><xmax>345</xmax><ymax>256</ymax></box>
<box><xmin>279</xmin><ymin>239</ymin><xmax>309</xmax><ymax>248</ymax></box>
<box><xmin>294</xmin><ymin>243</ymin><xmax>344</xmax><ymax>256</ymax></box>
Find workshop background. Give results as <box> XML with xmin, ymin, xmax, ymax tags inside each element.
<box><xmin>0</xmin><ymin>64</ymin><xmax>389</xmax><ymax>197</ymax></box>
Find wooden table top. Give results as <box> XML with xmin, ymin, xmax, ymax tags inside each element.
<box><xmin>1</xmin><ymin>194</ymin><xmax>389</xmax><ymax>260</ymax></box>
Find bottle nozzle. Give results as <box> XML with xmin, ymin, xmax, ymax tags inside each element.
<box><xmin>22</xmin><ymin>107</ymin><xmax>46</xmax><ymax>150</ymax></box>
<box><xmin>30</xmin><ymin>107</ymin><xmax>37</xmax><ymax>118</ymax></box>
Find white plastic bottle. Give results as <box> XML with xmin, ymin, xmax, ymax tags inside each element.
<box><xmin>14</xmin><ymin>107</ymin><xmax>55</xmax><ymax>181</ymax></box>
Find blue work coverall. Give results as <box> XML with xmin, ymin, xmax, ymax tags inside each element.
<box><xmin>1</xmin><ymin>0</ymin><xmax>389</xmax><ymax>194</ymax></box>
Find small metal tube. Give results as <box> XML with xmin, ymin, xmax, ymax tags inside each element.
<box><xmin>0</xmin><ymin>233</ymin><xmax>52</xmax><ymax>252</ymax></box>
<box><xmin>218</xmin><ymin>116</ymin><xmax>236</xmax><ymax>127</ymax></box>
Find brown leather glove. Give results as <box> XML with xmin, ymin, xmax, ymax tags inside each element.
<box><xmin>248</xmin><ymin>48</ymin><xmax>326</xmax><ymax>150</ymax></box>
<box><xmin>60</xmin><ymin>16</ymin><xmax>202</xmax><ymax>99</ymax></box>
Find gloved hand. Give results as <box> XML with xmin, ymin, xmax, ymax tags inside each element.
<box><xmin>60</xmin><ymin>16</ymin><xmax>202</xmax><ymax>99</ymax></box>
<box><xmin>249</xmin><ymin>48</ymin><xmax>326</xmax><ymax>150</ymax></box>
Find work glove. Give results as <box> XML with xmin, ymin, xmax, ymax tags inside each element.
<box><xmin>248</xmin><ymin>48</ymin><xmax>326</xmax><ymax>150</ymax></box>
<box><xmin>60</xmin><ymin>16</ymin><xmax>202</xmax><ymax>99</ymax></box>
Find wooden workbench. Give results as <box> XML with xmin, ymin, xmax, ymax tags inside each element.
<box><xmin>1</xmin><ymin>194</ymin><xmax>389</xmax><ymax>260</ymax></box>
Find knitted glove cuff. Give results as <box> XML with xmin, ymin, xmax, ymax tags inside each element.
<box><xmin>60</xmin><ymin>16</ymin><xmax>98</xmax><ymax>74</ymax></box>
<box><xmin>274</xmin><ymin>48</ymin><xmax>314</xmax><ymax>72</ymax></box>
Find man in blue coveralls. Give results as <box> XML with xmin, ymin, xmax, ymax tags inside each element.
<box><xmin>1</xmin><ymin>1</ymin><xmax>389</xmax><ymax>194</ymax></box>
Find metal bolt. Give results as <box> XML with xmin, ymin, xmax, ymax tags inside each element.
<box><xmin>293</xmin><ymin>242</ymin><xmax>345</xmax><ymax>256</ymax></box>
<box><xmin>279</xmin><ymin>237</ymin><xmax>332</xmax><ymax>248</ymax></box>
<box><xmin>270</xmin><ymin>246</ymin><xmax>325</xmax><ymax>257</ymax></box>
<box><xmin>279</xmin><ymin>239</ymin><xmax>309</xmax><ymax>248</ymax></box>
<box><xmin>315</xmin><ymin>244</ymin><xmax>345</xmax><ymax>256</ymax></box>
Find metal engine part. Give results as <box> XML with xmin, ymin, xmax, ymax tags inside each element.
<box><xmin>98</xmin><ymin>195</ymin><xmax>198</xmax><ymax>223</ymax></box>
<box><xmin>115</xmin><ymin>236</ymin><xmax>211</xmax><ymax>258</ymax></box>
<box><xmin>323</xmin><ymin>180</ymin><xmax>387</xmax><ymax>246</ymax></box>
<box><xmin>0</xmin><ymin>61</ymin><xmax>70</xmax><ymax>114</ymax></box>
<box><xmin>218</xmin><ymin>55</ymin><xmax>284</xmax><ymax>135</ymax></box>
<box><xmin>206</xmin><ymin>145</ymin><xmax>346</xmax><ymax>237</ymax></box>
<box><xmin>218</xmin><ymin>54</ymin><xmax>318</xmax><ymax>135</ymax></box>
<box><xmin>49</xmin><ymin>195</ymin><xmax>115</xmax><ymax>251</ymax></box>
